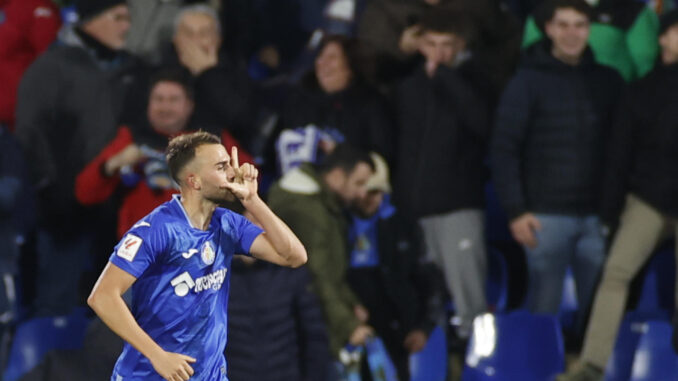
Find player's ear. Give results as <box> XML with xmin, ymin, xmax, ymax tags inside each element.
<box><xmin>187</xmin><ymin>173</ymin><xmax>201</xmax><ymax>190</ymax></box>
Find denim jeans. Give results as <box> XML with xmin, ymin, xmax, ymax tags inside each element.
<box><xmin>523</xmin><ymin>214</ymin><xmax>606</xmax><ymax>315</ymax></box>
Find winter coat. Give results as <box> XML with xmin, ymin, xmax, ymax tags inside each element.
<box><xmin>491</xmin><ymin>41</ymin><xmax>623</xmax><ymax>220</ymax></box>
<box><xmin>394</xmin><ymin>65</ymin><xmax>489</xmax><ymax>218</ymax></box>
<box><xmin>14</xmin><ymin>25</ymin><xmax>144</xmax><ymax>232</ymax></box>
<box><xmin>267</xmin><ymin>163</ymin><xmax>362</xmax><ymax>356</ymax></box>
<box><xmin>226</xmin><ymin>260</ymin><xmax>329</xmax><ymax>381</ymax></box>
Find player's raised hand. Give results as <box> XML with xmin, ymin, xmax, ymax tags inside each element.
<box><xmin>150</xmin><ymin>351</ymin><xmax>196</xmax><ymax>381</ymax></box>
<box><xmin>223</xmin><ymin>146</ymin><xmax>259</xmax><ymax>201</ymax></box>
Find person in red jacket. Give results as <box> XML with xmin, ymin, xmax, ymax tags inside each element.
<box><xmin>76</xmin><ymin>69</ymin><xmax>253</xmax><ymax>238</ymax></box>
<box><xmin>0</xmin><ymin>0</ymin><xmax>60</xmax><ymax>129</ymax></box>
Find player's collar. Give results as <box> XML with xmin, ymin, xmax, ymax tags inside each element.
<box><xmin>172</xmin><ymin>194</ymin><xmax>197</xmax><ymax>229</ymax></box>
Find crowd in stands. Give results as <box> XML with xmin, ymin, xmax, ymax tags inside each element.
<box><xmin>1</xmin><ymin>0</ymin><xmax>678</xmax><ymax>380</ymax></box>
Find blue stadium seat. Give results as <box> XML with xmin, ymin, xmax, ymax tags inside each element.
<box><xmin>604</xmin><ymin>311</ymin><xmax>669</xmax><ymax>381</ymax></box>
<box><xmin>629</xmin><ymin>320</ymin><xmax>678</xmax><ymax>381</ymax></box>
<box><xmin>409</xmin><ymin>326</ymin><xmax>447</xmax><ymax>381</ymax></box>
<box><xmin>3</xmin><ymin>308</ymin><xmax>90</xmax><ymax>381</ymax></box>
<box><xmin>462</xmin><ymin>310</ymin><xmax>565</xmax><ymax>381</ymax></box>
<box><xmin>635</xmin><ymin>246</ymin><xmax>675</xmax><ymax>315</ymax></box>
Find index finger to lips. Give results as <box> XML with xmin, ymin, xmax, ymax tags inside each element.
<box><xmin>231</xmin><ymin>146</ymin><xmax>239</xmax><ymax>169</ymax></box>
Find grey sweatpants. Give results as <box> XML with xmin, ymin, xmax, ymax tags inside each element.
<box><xmin>582</xmin><ymin>194</ymin><xmax>678</xmax><ymax>368</ymax></box>
<box><xmin>419</xmin><ymin>209</ymin><xmax>487</xmax><ymax>337</ymax></box>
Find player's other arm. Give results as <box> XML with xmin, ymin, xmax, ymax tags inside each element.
<box><xmin>87</xmin><ymin>262</ymin><xmax>196</xmax><ymax>381</ymax></box>
<box><xmin>244</xmin><ymin>195</ymin><xmax>308</xmax><ymax>268</ymax></box>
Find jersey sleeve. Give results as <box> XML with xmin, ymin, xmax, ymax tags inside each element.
<box><xmin>109</xmin><ymin>223</ymin><xmax>166</xmax><ymax>278</ymax></box>
<box><xmin>222</xmin><ymin>211</ymin><xmax>264</xmax><ymax>255</ymax></box>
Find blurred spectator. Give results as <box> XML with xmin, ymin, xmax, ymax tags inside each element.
<box><xmin>357</xmin><ymin>0</ymin><xmax>521</xmax><ymax>88</ymax></box>
<box><xmin>124</xmin><ymin>0</ymin><xmax>183</xmax><ymax>65</ymax></box>
<box><xmin>558</xmin><ymin>10</ymin><xmax>678</xmax><ymax>381</ymax></box>
<box><xmin>347</xmin><ymin>153</ymin><xmax>444</xmax><ymax>380</ymax></box>
<box><xmin>227</xmin><ymin>256</ymin><xmax>330</xmax><ymax>381</ymax></box>
<box><xmin>163</xmin><ymin>4</ymin><xmax>259</xmax><ymax>148</ymax></box>
<box><xmin>0</xmin><ymin>0</ymin><xmax>60</xmax><ymax>130</ymax></box>
<box><xmin>491</xmin><ymin>0</ymin><xmax>623</xmax><ymax>320</ymax></box>
<box><xmin>0</xmin><ymin>125</ymin><xmax>34</xmax><ymax>331</ymax></box>
<box><xmin>523</xmin><ymin>0</ymin><xmax>660</xmax><ymax>81</ymax></box>
<box><xmin>276</xmin><ymin>35</ymin><xmax>393</xmax><ymax>174</ymax></box>
<box><xmin>75</xmin><ymin>70</ymin><xmax>193</xmax><ymax>239</ymax></box>
<box><xmin>393</xmin><ymin>12</ymin><xmax>490</xmax><ymax>340</ymax></box>
<box><xmin>267</xmin><ymin>144</ymin><xmax>375</xmax><ymax>359</ymax></box>
<box><xmin>14</xmin><ymin>0</ymin><xmax>142</xmax><ymax>315</ymax></box>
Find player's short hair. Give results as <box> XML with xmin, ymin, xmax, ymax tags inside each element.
<box><xmin>166</xmin><ymin>131</ymin><xmax>220</xmax><ymax>184</ymax></box>
<box><xmin>316</xmin><ymin>144</ymin><xmax>375</xmax><ymax>175</ymax></box>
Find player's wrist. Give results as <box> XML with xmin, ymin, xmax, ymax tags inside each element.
<box><xmin>240</xmin><ymin>192</ymin><xmax>262</xmax><ymax>207</ymax></box>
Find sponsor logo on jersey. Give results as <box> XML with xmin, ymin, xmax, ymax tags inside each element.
<box><xmin>170</xmin><ymin>268</ymin><xmax>227</xmax><ymax>296</ymax></box>
<box><xmin>201</xmin><ymin>241</ymin><xmax>215</xmax><ymax>265</ymax></box>
<box><xmin>194</xmin><ymin>268</ymin><xmax>227</xmax><ymax>293</ymax></box>
<box><xmin>117</xmin><ymin>234</ymin><xmax>142</xmax><ymax>262</ymax></box>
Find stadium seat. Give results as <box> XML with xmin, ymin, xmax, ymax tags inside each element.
<box><xmin>462</xmin><ymin>310</ymin><xmax>565</xmax><ymax>381</ymax></box>
<box><xmin>604</xmin><ymin>311</ymin><xmax>669</xmax><ymax>381</ymax></box>
<box><xmin>3</xmin><ymin>307</ymin><xmax>90</xmax><ymax>381</ymax></box>
<box><xmin>409</xmin><ymin>326</ymin><xmax>447</xmax><ymax>381</ymax></box>
<box><xmin>629</xmin><ymin>320</ymin><xmax>678</xmax><ymax>381</ymax></box>
<box><xmin>635</xmin><ymin>246</ymin><xmax>675</xmax><ymax>315</ymax></box>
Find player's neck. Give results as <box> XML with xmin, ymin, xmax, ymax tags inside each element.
<box><xmin>180</xmin><ymin>194</ymin><xmax>217</xmax><ymax>231</ymax></box>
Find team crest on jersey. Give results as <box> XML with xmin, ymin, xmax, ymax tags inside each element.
<box><xmin>201</xmin><ymin>241</ymin><xmax>215</xmax><ymax>265</ymax></box>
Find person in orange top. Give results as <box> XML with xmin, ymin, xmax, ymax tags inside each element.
<box><xmin>76</xmin><ymin>69</ymin><xmax>253</xmax><ymax>238</ymax></box>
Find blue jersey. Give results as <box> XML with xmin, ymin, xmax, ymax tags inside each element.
<box><xmin>109</xmin><ymin>195</ymin><xmax>263</xmax><ymax>381</ymax></box>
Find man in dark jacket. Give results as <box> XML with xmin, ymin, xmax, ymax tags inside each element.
<box><xmin>558</xmin><ymin>9</ymin><xmax>678</xmax><ymax>381</ymax></box>
<box><xmin>394</xmin><ymin>12</ymin><xmax>490</xmax><ymax>339</ymax></box>
<box><xmin>14</xmin><ymin>0</ymin><xmax>142</xmax><ymax>315</ymax></box>
<box><xmin>226</xmin><ymin>256</ymin><xmax>329</xmax><ymax>381</ymax></box>
<box><xmin>491</xmin><ymin>0</ymin><xmax>622</xmax><ymax>319</ymax></box>
<box><xmin>347</xmin><ymin>153</ymin><xmax>444</xmax><ymax>380</ymax></box>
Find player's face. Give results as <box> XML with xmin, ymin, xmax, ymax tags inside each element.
<box><xmin>147</xmin><ymin>81</ymin><xmax>193</xmax><ymax>135</ymax></box>
<box><xmin>193</xmin><ymin>144</ymin><xmax>237</xmax><ymax>203</ymax></box>
<box><xmin>545</xmin><ymin>8</ymin><xmax>590</xmax><ymax>63</ymax></box>
<box><xmin>337</xmin><ymin>162</ymin><xmax>373</xmax><ymax>205</ymax></box>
